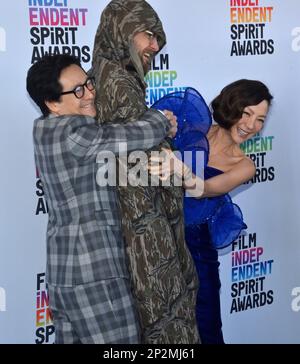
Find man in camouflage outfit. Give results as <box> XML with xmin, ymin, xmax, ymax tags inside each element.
<box><xmin>91</xmin><ymin>0</ymin><xmax>200</xmax><ymax>344</ymax></box>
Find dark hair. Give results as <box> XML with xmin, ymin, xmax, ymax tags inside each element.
<box><xmin>211</xmin><ymin>79</ymin><xmax>273</xmax><ymax>130</ymax></box>
<box><xmin>26</xmin><ymin>54</ymin><xmax>82</xmax><ymax>116</ymax></box>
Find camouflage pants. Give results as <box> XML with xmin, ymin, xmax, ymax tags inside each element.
<box><xmin>118</xmin><ymin>182</ymin><xmax>200</xmax><ymax>344</ymax></box>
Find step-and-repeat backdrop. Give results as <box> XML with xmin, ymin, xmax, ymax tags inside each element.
<box><xmin>0</xmin><ymin>0</ymin><xmax>299</xmax><ymax>344</ymax></box>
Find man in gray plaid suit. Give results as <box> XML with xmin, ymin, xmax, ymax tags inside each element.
<box><xmin>26</xmin><ymin>54</ymin><xmax>177</xmax><ymax>344</ymax></box>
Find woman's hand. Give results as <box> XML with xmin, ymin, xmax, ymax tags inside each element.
<box><xmin>148</xmin><ymin>148</ymin><xmax>184</xmax><ymax>182</ymax></box>
<box><xmin>148</xmin><ymin>148</ymin><xmax>205</xmax><ymax>197</ymax></box>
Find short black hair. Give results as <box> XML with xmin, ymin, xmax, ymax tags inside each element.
<box><xmin>26</xmin><ymin>54</ymin><xmax>82</xmax><ymax>116</ymax></box>
<box><xmin>211</xmin><ymin>79</ymin><xmax>273</xmax><ymax>130</ymax></box>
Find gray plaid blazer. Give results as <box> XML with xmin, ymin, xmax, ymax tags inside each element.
<box><xmin>33</xmin><ymin>109</ymin><xmax>170</xmax><ymax>287</ymax></box>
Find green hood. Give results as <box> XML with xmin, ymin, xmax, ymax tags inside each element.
<box><xmin>92</xmin><ymin>0</ymin><xmax>166</xmax><ymax>81</ymax></box>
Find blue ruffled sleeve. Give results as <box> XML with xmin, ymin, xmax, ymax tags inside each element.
<box><xmin>151</xmin><ymin>87</ymin><xmax>247</xmax><ymax>249</ymax></box>
<box><xmin>207</xmin><ymin>195</ymin><xmax>247</xmax><ymax>249</ymax></box>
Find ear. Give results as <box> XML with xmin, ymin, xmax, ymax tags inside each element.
<box><xmin>45</xmin><ymin>100</ymin><xmax>60</xmax><ymax>115</ymax></box>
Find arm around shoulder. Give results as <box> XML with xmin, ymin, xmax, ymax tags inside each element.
<box><xmin>123</xmin><ymin>108</ymin><xmax>170</xmax><ymax>152</ymax></box>
<box><xmin>67</xmin><ymin>111</ymin><xmax>170</xmax><ymax>161</ymax></box>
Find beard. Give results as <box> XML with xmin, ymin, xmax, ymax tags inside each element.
<box><xmin>129</xmin><ymin>40</ymin><xmax>156</xmax><ymax>78</ymax></box>
<box><xmin>140</xmin><ymin>51</ymin><xmax>155</xmax><ymax>74</ymax></box>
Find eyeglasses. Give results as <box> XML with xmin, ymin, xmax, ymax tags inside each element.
<box><xmin>145</xmin><ymin>30</ymin><xmax>157</xmax><ymax>44</ymax></box>
<box><xmin>60</xmin><ymin>77</ymin><xmax>96</xmax><ymax>99</ymax></box>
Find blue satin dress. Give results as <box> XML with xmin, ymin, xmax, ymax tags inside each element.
<box><xmin>152</xmin><ymin>88</ymin><xmax>246</xmax><ymax>344</ymax></box>
<box><xmin>184</xmin><ymin>167</ymin><xmax>246</xmax><ymax>343</ymax></box>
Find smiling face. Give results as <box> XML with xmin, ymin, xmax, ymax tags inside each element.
<box><xmin>230</xmin><ymin>100</ymin><xmax>269</xmax><ymax>144</ymax></box>
<box><xmin>46</xmin><ymin>64</ymin><xmax>96</xmax><ymax>118</ymax></box>
<box><xmin>133</xmin><ymin>30</ymin><xmax>159</xmax><ymax>73</ymax></box>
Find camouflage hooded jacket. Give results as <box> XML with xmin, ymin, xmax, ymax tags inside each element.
<box><xmin>92</xmin><ymin>0</ymin><xmax>165</xmax><ymax>122</ymax></box>
<box><xmin>91</xmin><ymin>0</ymin><xmax>200</xmax><ymax>344</ymax></box>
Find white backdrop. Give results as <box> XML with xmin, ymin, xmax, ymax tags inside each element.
<box><xmin>0</xmin><ymin>0</ymin><xmax>299</xmax><ymax>344</ymax></box>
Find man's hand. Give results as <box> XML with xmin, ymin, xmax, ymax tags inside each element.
<box><xmin>163</xmin><ymin>110</ymin><xmax>177</xmax><ymax>138</ymax></box>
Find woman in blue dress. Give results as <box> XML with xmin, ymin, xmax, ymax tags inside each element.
<box><xmin>151</xmin><ymin>79</ymin><xmax>273</xmax><ymax>343</ymax></box>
